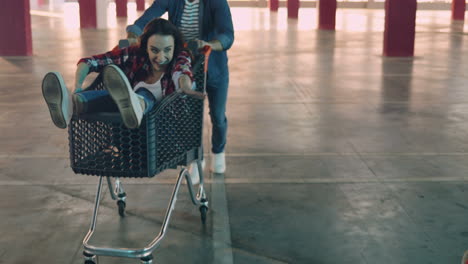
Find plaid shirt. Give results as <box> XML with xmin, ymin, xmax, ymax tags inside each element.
<box><xmin>77</xmin><ymin>46</ymin><xmax>193</xmax><ymax>97</ymax></box>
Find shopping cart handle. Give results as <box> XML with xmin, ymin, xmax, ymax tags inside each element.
<box><xmin>187</xmin><ymin>40</ymin><xmax>199</xmax><ymax>56</ymax></box>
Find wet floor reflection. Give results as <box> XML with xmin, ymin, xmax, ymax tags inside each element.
<box><xmin>379</xmin><ymin>57</ymin><xmax>414</xmax><ymax>114</ymax></box>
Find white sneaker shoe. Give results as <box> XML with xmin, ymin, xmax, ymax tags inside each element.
<box><xmin>42</xmin><ymin>72</ymin><xmax>71</xmax><ymax>129</ymax></box>
<box><xmin>103</xmin><ymin>65</ymin><xmax>144</xmax><ymax>129</ymax></box>
<box><xmin>188</xmin><ymin>159</ymin><xmax>205</xmax><ymax>185</ymax></box>
<box><xmin>211</xmin><ymin>152</ymin><xmax>226</xmax><ymax>173</ymax></box>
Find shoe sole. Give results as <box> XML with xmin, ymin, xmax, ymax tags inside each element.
<box><xmin>103</xmin><ymin>65</ymin><xmax>139</xmax><ymax>129</ymax></box>
<box><xmin>42</xmin><ymin>72</ymin><xmax>67</xmax><ymax>129</ymax></box>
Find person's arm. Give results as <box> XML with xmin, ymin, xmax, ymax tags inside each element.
<box><xmin>126</xmin><ymin>0</ymin><xmax>169</xmax><ymax>38</ymax></box>
<box><xmin>75</xmin><ymin>47</ymin><xmax>132</xmax><ymax>92</ymax></box>
<box><xmin>74</xmin><ymin>62</ymin><xmax>90</xmax><ymax>92</ymax></box>
<box><xmin>172</xmin><ymin>51</ymin><xmax>205</xmax><ymax>99</ymax></box>
<box><xmin>204</xmin><ymin>0</ymin><xmax>234</xmax><ymax>51</ymax></box>
<box><xmin>178</xmin><ymin>74</ymin><xmax>204</xmax><ymax>99</ymax></box>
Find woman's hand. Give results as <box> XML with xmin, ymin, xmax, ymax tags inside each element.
<box><xmin>126</xmin><ymin>32</ymin><xmax>139</xmax><ymax>46</ymax></box>
<box><xmin>194</xmin><ymin>39</ymin><xmax>223</xmax><ymax>51</ymax></box>
<box><xmin>178</xmin><ymin>74</ymin><xmax>206</xmax><ymax>100</ymax></box>
<box><xmin>182</xmin><ymin>88</ymin><xmax>206</xmax><ymax>100</ymax></box>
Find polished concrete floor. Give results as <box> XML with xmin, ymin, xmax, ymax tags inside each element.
<box><xmin>2</xmin><ymin>5</ymin><xmax>468</xmax><ymax>264</ymax></box>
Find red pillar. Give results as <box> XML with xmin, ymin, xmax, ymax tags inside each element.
<box><xmin>0</xmin><ymin>0</ymin><xmax>32</xmax><ymax>56</ymax></box>
<box><xmin>270</xmin><ymin>0</ymin><xmax>279</xmax><ymax>11</ymax></box>
<box><xmin>452</xmin><ymin>0</ymin><xmax>465</xmax><ymax>21</ymax></box>
<box><xmin>383</xmin><ymin>0</ymin><xmax>417</xmax><ymax>57</ymax></box>
<box><xmin>116</xmin><ymin>0</ymin><xmax>128</xmax><ymax>17</ymax></box>
<box><xmin>287</xmin><ymin>0</ymin><xmax>299</xmax><ymax>19</ymax></box>
<box><xmin>136</xmin><ymin>0</ymin><xmax>145</xmax><ymax>11</ymax></box>
<box><xmin>78</xmin><ymin>0</ymin><xmax>97</xmax><ymax>28</ymax></box>
<box><xmin>317</xmin><ymin>0</ymin><xmax>337</xmax><ymax>30</ymax></box>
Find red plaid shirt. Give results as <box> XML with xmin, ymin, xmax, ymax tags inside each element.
<box><xmin>77</xmin><ymin>46</ymin><xmax>193</xmax><ymax>97</ymax></box>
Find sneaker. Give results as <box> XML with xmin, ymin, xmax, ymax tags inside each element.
<box><xmin>103</xmin><ymin>65</ymin><xmax>144</xmax><ymax>129</ymax></box>
<box><xmin>42</xmin><ymin>72</ymin><xmax>71</xmax><ymax>129</ymax></box>
<box><xmin>211</xmin><ymin>152</ymin><xmax>226</xmax><ymax>173</ymax></box>
<box><xmin>188</xmin><ymin>159</ymin><xmax>205</xmax><ymax>185</ymax></box>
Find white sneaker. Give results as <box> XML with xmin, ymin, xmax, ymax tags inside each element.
<box><xmin>103</xmin><ymin>65</ymin><xmax>144</xmax><ymax>129</ymax></box>
<box><xmin>211</xmin><ymin>152</ymin><xmax>226</xmax><ymax>173</ymax></box>
<box><xmin>188</xmin><ymin>159</ymin><xmax>205</xmax><ymax>185</ymax></box>
<box><xmin>42</xmin><ymin>72</ymin><xmax>71</xmax><ymax>129</ymax></box>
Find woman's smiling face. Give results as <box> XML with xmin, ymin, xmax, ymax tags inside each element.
<box><xmin>146</xmin><ymin>34</ymin><xmax>175</xmax><ymax>72</ymax></box>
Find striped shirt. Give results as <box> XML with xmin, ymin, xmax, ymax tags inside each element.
<box><xmin>179</xmin><ymin>0</ymin><xmax>199</xmax><ymax>41</ymax></box>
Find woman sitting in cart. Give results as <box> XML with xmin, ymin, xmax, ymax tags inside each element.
<box><xmin>42</xmin><ymin>18</ymin><xmax>205</xmax><ymax>182</ymax></box>
<box><xmin>42</xmin><ymin>17</ymin><xmax>204</xmax><ymax>131</ymax></box>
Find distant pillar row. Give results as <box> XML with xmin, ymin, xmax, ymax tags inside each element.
<box><xmin>0</xmin><ymin>0</ymin><xmax>32</xmax><ymax>56</ymax></box>
<box><xmin>287</xmin><ymin>0</ymin><xmax>299</xmax><ymax>18</ymax></box>
<box><xmin>269</xmin><ymin>0</ymin><xmax>279</xmax><ymax>12</ymax></box>
<box><xmin>78</xmin><ymin>0</ymin><xmax>110</xmax><ymax>29</ymax></box>
<box><xmin>452</xmin><ymin>0</ymin><xmax>465</xmax><ymax>21</ymax></box>
<box><xmin>116</xmin><ymin>0</ymin><xmax>128</xmax><ymax>17</ymax></box>
<box><xmin>317</xmin><ymin>0</ymin><xmax>337</xmax><ymax>30</ymax></box>
<box><xmin>136</xmin><ymin>0</ymin><xmax>145</xmax><ymax>11</ymax></box>
<box><xmin>79</xmin><ymin>0</ymin><xmax>97</xmax><ymax>28</ymax></box>
<box><xmin>383</xmin><ymin>0</ymin><xmax>417</xmax><ymax>57</ymax></box>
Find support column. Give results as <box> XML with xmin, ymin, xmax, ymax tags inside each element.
<box><xmin>287</xmin><ymin>0</ymin><xmax>299</xmax><ymax>18</ymax></box>
<box><xmin>317</xmin><ymin>0</ymin><xmax>337</xmax><ymax>30</ymax></box>
<box><xmin>0</xmin><ymin>0</ymin><xmax>32</xmax><ymax>56</ymax></box>
<box><xmin>136</xmin><ymin>0</ymin><xmax>145</xmax><ymax>11</ymax></box>
<box><xmin>79</xmin><ymin>0</ymin><xmax>108</xmax><ymax>29</ymax></box>
<box><xmin>116</xmin><ymin>0</ymin><xmax>128</xmax><ymax>17</ymax></box>
<box><xmin>383</xmin><ymin>0</ymin><xmax>417</xmax><ymax>57</ymax></box>
<box><xmin>452</xmin><ymin>0</ymin><xmax>465</xmax><ymax>21</ymax></box>
<box><xmin>79</xmin><ymin>0</ymin><xmax>97</xmax><ymax>28</ymax></box>
<box><xmin>270</xmin><ymin>0</ymin><xmax>279</xmax><ymax>11</ymax></box>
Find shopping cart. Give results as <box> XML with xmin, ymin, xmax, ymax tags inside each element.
<box><xmin>69</xmin><ymin>45</ymin><xmax>211</xmax><ymax>264</ymax></box>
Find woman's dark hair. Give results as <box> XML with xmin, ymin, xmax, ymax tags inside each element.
<box><xmin>138</xmin><ymin>18</ymin><xmax>185</xmax><ymax>72</ymax></box>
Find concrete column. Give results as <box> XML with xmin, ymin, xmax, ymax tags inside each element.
<box><xmin>116</xmin><ymin>0</ymin><xmax>128</xmax><ymax>17</ymax></box>
<box><xmin>287</xmin><ymin>0</ymin><xmax>299</xmax><ymax>19</ymax></box>
<box><xmin>452</xmin><ymin>0</ymin><xmax>465</xmax><ymax>21</ymax></box>
<box><xmin>383</xmin><ymin>0</ymin><xmax>417</xmax><ymax>57</ymax></box>
<box><xmin>317</xmin><ymin>0</ymin><xmax>337</xmax><ymax>30</ymax></box>
<box><xmin>79</xmin><ymin>0</ymin><xmax>108</xmax><ymax>29</ymax></box>
<box><xmin>136</xmin><ymin>0</ymin><xmax>145</xmax><ymax>11</ymax></box>
<box><xmin>270</xmin><ymin>0</ymin><xmax>279</xmax><ymax>11</ymax></box>
<box><xmin>79</xmin><ymin>0</ymin><xmax>97</xmax><ymax>28</ymax></box>
<box><xmin>0</xmin><ymin>0</ymin><xmax>32</xmax><ymax>56</ymax></box>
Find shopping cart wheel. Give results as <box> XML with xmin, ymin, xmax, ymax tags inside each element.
<box><xmin>117</xmin><ymin>200</ymin><xmax>126</xmax><ymax>217</ymax></box>
<box><xmin>199</xmin><ymin>205</ymin><xmax>208</xmax><ymax>224</ymax></box>
<box><xmin>140</xmin><ymin>254</ymin><xmax>153</xmax><ymax>264</ymax></box>
<box><xmin>83</xmin><ymin>251</ymin><xmax>98</xmax><ymax>264</ymax></box>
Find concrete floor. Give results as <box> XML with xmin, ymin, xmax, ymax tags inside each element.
<box><xmin>1</xmin><ymin>5</ymin><xmax>468</xmax><ymax>264</ymax></box>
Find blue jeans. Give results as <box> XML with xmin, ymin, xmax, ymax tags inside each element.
<box><xmin>206</xmin><ymin>74</ymin><xmax>229</xmax><ymax>154</ymax></box>
<box><xmin>75</xmin><ymin>88</ymin><xmax>155</xmax><ymax>115</ymax></box>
